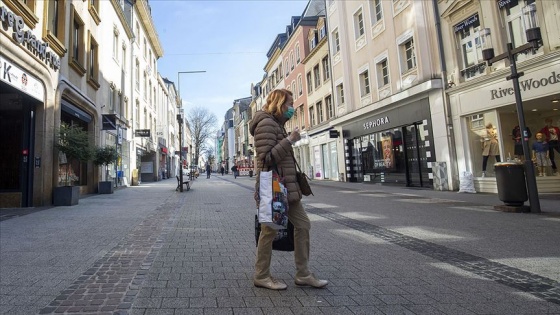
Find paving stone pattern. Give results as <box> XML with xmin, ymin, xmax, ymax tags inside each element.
<box><xmin>38</xmin><ymin>197</ymin><xmax>183</xmax><ymax>314</ymax></box>
<box><xmin>306</xmin><ymin>205</ymin><xmax>560</xmax><ymax>306</ymax></box>
<box><xmin>3</xmin><ymin>177</ymin><xmax>560</xmax><ymax>315</ymax></box>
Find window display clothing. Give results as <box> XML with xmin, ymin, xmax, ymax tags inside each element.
<box><xmin>482</xmin><ymin>124</ymin><xmax>500</xmax><ymax>172</ymax></box>
<box><xmin>539</xmin><ymin>123</ymin><xmax>559</xmax><ymax>172</ymax></box>
<box><xmin>512</xmin><ymin>125</ymin><xmax>531</xmax><ymax>157</ymax></box>
<box><xmin>532</xmin><ymin>141</ymin><xmax>550</xmax><ymax>167</ymax></box>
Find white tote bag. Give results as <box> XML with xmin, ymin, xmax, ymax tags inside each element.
<box><xmin>257</xmin><ymin>170</ymin><xmax>288</xmax><ymax>230</ymax></box>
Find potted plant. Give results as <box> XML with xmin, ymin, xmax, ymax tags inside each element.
<box><xmin>54</xmin><ymin>123</ymin><xmax>93</xmax><ymax>206</ymax></box>
<box><xmin>94</xmin><ymin>146</ymin><xmax>119</xmax><ymax>194</ymax></box>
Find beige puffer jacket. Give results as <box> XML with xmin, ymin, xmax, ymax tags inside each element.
<box><xmin>250</xmin><ymin>110</ymin><xmax>301</xmax><ymax>204</ymax></box>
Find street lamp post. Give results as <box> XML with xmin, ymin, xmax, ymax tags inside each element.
<box><xmin>176</xmin><ymin>71</ymin><xmax>206</xmax><ymax>192</ymax></box>
<box><xmin>177</xmin><ymin>112</ymin><xmax>184</xmax><ymax>192</ymax></box>
<box><xmin>480</xmin><ymin>3</ymin><xmax>541</xmax><ymax>213</ymax></box>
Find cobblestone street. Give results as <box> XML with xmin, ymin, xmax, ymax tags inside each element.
<box><xmin>1</xmin><ymin>175</ymin><xmax>560</xmax><ymax>314</ymax></box>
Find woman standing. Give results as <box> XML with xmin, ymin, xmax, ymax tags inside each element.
<box><xmin>250</xmin><ymin>89</ymin><xmax>327</xmax><ymax>290</ymax></box>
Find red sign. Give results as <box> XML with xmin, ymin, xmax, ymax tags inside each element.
<box><xmin>161</xmin><ymin>147</ymin><xmax>168</xmax><ymax>154</ymax></box>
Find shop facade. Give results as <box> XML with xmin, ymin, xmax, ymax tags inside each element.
<box><xmin>449</xmin><ymin>53</ymin><xmax>560</xmax><ymax>193</ymax></box>
<box><xmin>0</xmin><ymin>3</ymin><xmax>60</xmax><ymax>207</ymax></box>
<box><xmin>308</xmin><ymin>130</ymin><xmax>339</xmax><ymax>181</ymax></box>
<box><xmin>336</xmin><ymin>92</ymin><xmax>444</xmax><ymax>188</ymax></box>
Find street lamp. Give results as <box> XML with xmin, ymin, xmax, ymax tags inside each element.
<box><xmin>480</xmin><ymin>3</ymin><xmax>541</xmax><ymax>213</ymax></box>
<box><xmin>177</xmin><ymin>111</ymin><xmax>185</xmax><ymax>192</ymax></box>
<box><xmin>176</xmin><ymin>71</ymin><xmax>206</xmax><ymax>191</ymax></box>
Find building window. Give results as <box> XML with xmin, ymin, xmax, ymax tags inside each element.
<box><xmin>359</xmin><ymin>69</ymin><xmax>370</xmax><ymax>96</ymax></box>
<box><xmin>376</xmin><ymin>58</ymin><xmax>389</xmax><ymax>87</ymax></box>
<box><xmin>400</xmin><ymin>38</ymin><xmax>416</xmax><ymax>73</ymax></box>
<box><xmin>310</xmin><ymin>34</ymin><xmax>317</xmax><ymax>50</ymax></box>
<box><xmin>325</xmin><ymin>95</ymin><xmax>333</xmax><ymax>119</ymax></box>
<box><xmin>297</xmin><ymin>75</ymin><xmax>303</xmax><ymax>96</ymax></box>
<box><xmin>455</xmin><ymin>13</ymin><xmax>485</xmax><ymax>79</ymax></box>
<box><xmin>332</xmin><ymin>29</ymin><xmax>340</xmax><ymax>53</ymax></box>
<box><xmin>70</xmin><ymin>8</ymin><xmax>86</xmax><ymax>76</ymax></box>
<box><xmin>143</xmin><ymin>72</ymin><xmax>147</xmax><ymax>99</ymax></box>
<box><xmin>44</xmin><ymin>0</ymin><xmax>66</xmax><ymax>56</ymax></box>
<box><xmin>113</xmin><ymin>28</ymin><xmax>119</xmax><ymax>61</ymax></box>
<box><xmin>291</xmin><ymin>81</ymin><xmax>296</xmax><ymax>96</ymax></box>
<box><xmin>89</xmin><ymin>0</ymin><xmax>100</xmax><ymax>24</ymax></box>
<box><xmin>501</xmin><ymin>0</ymin><xmax>538</xmax><ymax>58</ymax></box>
<box><xmin>319</xmin><ymin>24</ymin><xmax>327</xmax><ymax>39</ymax></box>
<box><xmin>285</xmin><ymin>58</ymin><xmax>290</xmax><ymax>76</ymax></box>
<box><xmin>353</xmin><ymin>9</ymin><xmax>365</xmax><ymax>39</ymax></box>
<box><xmin>300</xmin><ymin>107</ymin><xmax>305</xmax><ymax>129</ymax></box>
<box><xmin>135</xmin><ymin>102</ymin><xmax>140</xmax><ymax>128</ymax></box>
<box><xmin>296</xmin><ymin>44</ymin><xmax>301</xmax><ymax>63</ymax></box>
<box><xmin>317</xmin><ymin>101</ymin><xmax>324</xmax><ymax>124</ymax></box>
<box><xmin>122</xmin><ymin>45</ymin><xmax>127</xmax><ymax>71</ymax></box>
<box><xmin>290</xmin><ymin>53</ymin><xmax>295</xmax><ymax>70</ymax></box>
<box><xmin>336</xmin><ymin>83</ymin><xmax>345</xmax><ymax>105</ymax></box>
<box><xmin>149</xmin><ymin>82</ymin><xmax>153</xmax><ymax>106</ymax></box>
<box><xmin>306</xmin><ymin>72</ymin><xmax>313</xmax><ymax>93</ymax></box>
<box><xmin>109</xmin><ymin>86</ymin><xmax>115</xmax><ymax>111</ymax></box>
<box><xmin>470</xmin><ymin>114</ymin><xmax>484</xmax><ymax>129</ymax></box>
<box><xmin>309</xmin><ymin>106</ymin><xmax>315</xmax><ymax>126</ymax></box>
<box><xmin>369</xmin><ymin>0</ymin><xmax>383</xmax><ymax>24</ymax></box>
<box><xmin>143</xmin><ymin>38</ymin><xmax>147</xmax><ymax>58</ymax></box>
<box><xmin>322</xmin><ymin>56</ymin><xmax>330</xmax><ymax>81</ymax></box>
<box><xmin>313</xmin><ymin>64</ymin><xmax>321</xmax><ymax>88</ymax></box>
<box><xmin>87</xmin><ymin>31</ymin><xmax>99</xmax><ymax>89</ymax></box>
<box><xmin>135</xmin><ymin>59</ymin><xmax>140</xmax><ymax>91</ymax></box>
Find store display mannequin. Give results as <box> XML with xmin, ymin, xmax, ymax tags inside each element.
<box><xmin>539</xmin><ymin>118</ymin><xmax>560</xmax><ymax>176</ymax></box>
<box><xmin>512</xmin><ymin>125</ymin><xmax>531</xmax><ymax>160</ymax></box>
<box><xmin>481</xmin><ymin>123</ymin><xmax>501</xmax><ymax>177</ymax></box>
<box><xmin>532</xmin><ymin>132</ymin><xmax>551</xmax><ymax>177</ymax></box>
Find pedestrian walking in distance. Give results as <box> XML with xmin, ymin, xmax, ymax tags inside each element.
<box><xmin>250</xmin><ymin>88</ymin><xmax>327</xmax><ymax>290</ymax></box>
<box><xmin>205</xmin><ymin>163</ymin><xmax>211</xmax><ymax>179</ymax></box>
<box><xmin>220</xmin><ymin>166</ymin><xmax>225</xmax><ymax>176</ymax></box>
<box><xmin>231</xmin><ymin>165</ymin><xmax>238</xmax><ymax>179</ymax></box>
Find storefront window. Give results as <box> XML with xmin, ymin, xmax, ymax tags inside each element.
<box><xmin>60</xmin><ymin>111</ymin><xmax>89</xmax><ymax>186</ymax></box>
<box><xmin>466</xmin><ymin>111</ymin><xmax>501</xmax><ymax>177</ymax></box>
<box><xmin>355</xmin><ymin>128</ymin><xmax>406</xmax><ymax>184</ymax></box>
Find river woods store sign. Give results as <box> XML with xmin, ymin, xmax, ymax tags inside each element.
<box><xmin>490</xmin><ymin>71</ymin><xmax>560</xmax><ymax>100</ymax></box>
<box><xmin>0</xmin><ymin>5</ymin><xmax>61</xmax><ymax>71</ymax></box>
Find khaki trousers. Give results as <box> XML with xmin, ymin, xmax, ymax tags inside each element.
<box><xmin>254</xmin><ymin>200</ymin><xmax>311</xmax><ymax>280</ymax></box>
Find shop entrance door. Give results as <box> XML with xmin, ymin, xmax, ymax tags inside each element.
<box><xmin>0</xmin><ymin>87</ymin><xmax>36</xmax><ymax>207</ymax></box>
<box><xmin>404</xmin><ymin>123</ymin><xmax>431</xmax><ymax>187</ymax></box>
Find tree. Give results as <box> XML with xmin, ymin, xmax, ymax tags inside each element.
<box><xmin>186</xmin><ymin>106</ymin><xmax>217</xmax><ymax>166</ymax></box>
<box><xmin>94</xmin><ymin>146</ymin><xmax>119</xmax><ymax>181</ymax></box>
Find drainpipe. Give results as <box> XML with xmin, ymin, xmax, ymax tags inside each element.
<box><xmin>433</xmin><ymin>0</ymin><xmax>459</xmax><ymax>190</ymax></box>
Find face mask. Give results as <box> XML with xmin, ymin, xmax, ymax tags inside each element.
<box><xmin>284</xmin><ymin>107</ymin><xmax>295</xmax><ymax>119</ymax></box>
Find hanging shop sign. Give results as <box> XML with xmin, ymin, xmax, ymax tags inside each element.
<box><xmin>497</xmin><ymin>0</ymin><xmax>518</xmax><ymax>10</ymax></box>
<box><xmin>454</xmin><ymin>13</ymin><xmax>479</xmax><ymax>33</ymax></box>
<box><xmin>0</xmin><ymin>55</ymin><xmax>44</xmax><ymax>101</ymax></box>
<box><xmin>0</xmin><ymin>6</ymin><xmax>61</xmax><ymax>71</ymax></box>
<box><xmin>135</xmin><ymin>129</ymin><xmax>151</xmax><ymax>137</ymax></box>
<box><xmin>102</xmin><ymin>114</ymin><xmax>117</xmax><ymax>130</ymax></box>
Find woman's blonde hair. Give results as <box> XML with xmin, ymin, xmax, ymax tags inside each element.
<box><xmin>264</xmin><ymin>89</ymin><xmax>292</xmax><ymax>118</ymax></box>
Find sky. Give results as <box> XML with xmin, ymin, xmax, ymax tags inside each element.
<box><xmin>150</xmin><ymin>0</ymin><xmax>310</xmax><ymax>124</ymax></box>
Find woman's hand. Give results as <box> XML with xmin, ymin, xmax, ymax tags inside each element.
<box><xmin>288</xmin><ymin>127</ymin><xmax>301</xmax><ymax>143</ymax></box>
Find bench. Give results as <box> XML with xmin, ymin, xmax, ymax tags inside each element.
<box><xmin>176</xmin><ymin>176</ymin><xmax>190</xmax><ymax>191</ymax></box>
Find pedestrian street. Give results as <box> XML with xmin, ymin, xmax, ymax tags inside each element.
<box><xmin>1</xmin><ymin>174</ymin><xmax>559</xmax><ymax>314</ymax></box>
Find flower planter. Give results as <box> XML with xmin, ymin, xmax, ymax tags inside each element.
<box><xmin>98</xmin><ymin>181</ymin><xmax>114</xmax><ymax>194</ymax></box>
<box><xmin>53</xmin><ymin>186</ymin><xmax>80</xmax><ymax>206</ymax></box>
